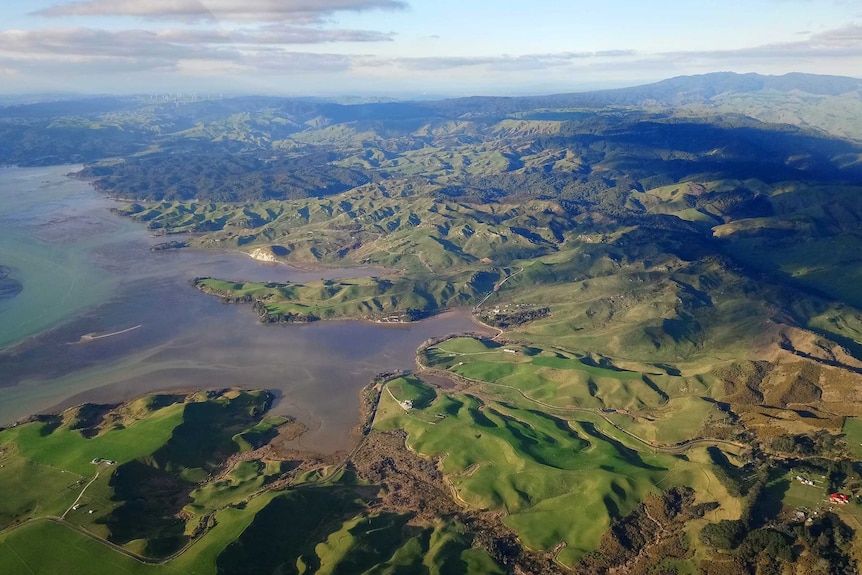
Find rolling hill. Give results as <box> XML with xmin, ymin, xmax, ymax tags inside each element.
<box><xmin>3</xmin><ymin>72</ymin><xmax>862</xmax><ymax>573</ymax></box>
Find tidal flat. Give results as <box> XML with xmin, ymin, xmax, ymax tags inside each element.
<box><xmin>0</xmin><ymin>166</ymin><xmax>487</xmax><ymax>452</ymax></box>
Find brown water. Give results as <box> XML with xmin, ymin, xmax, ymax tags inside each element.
<box><xmin>0</xmin><ymin>166</ymin><xmax>488</xmax><ymax>452</ymax></box>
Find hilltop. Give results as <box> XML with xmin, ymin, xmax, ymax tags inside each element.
<box><xmin>3</xmin><ymin>72</ymin><xmax>862</xmax><ymax>573</ymax></box>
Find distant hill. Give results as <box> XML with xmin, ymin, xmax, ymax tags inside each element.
<box><xmin>428</xmin><ymin>72</ymin><xmax>862</xmax><ymax>139</ymax></box>
<box><xmin>567</xmin><ymin>71</ymin><xmax>862</xmax><ymax>104</ymax></box>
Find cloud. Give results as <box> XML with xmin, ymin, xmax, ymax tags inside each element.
<box><xmin>133</xmin><ymin>24</ymin><xmax>394</xmax><ymax>45</ymax></box>
<box><xmin>0</xmin><ymin>28</ymin><xmax>228</xmax><ymax>64</ymax></box>
<box><xmin>0</xmin><ymin>25</ymin><xmax>392</xmax><ymax>65</ymax></box>
<box><xmin>381</xmin><ymin>25</ymin><xmax>862</xmax><ymax>77</ymax></box>
<box><xmin>228</xmin><ymin>24</ymin><xmax>394</xmax><ymax>44</ymax></box>
<box><xmin>388</xmin><ymin>50</ymin><xmax>638</xmax><ymax>72</ymax></box>
<box><xmin>0</xmin><ymin>25</ymin><xmax>369</xmax><ymax>80</ymax></box>
<box><xmin>4</xmin><ymin>13</ymin><xmax>862</xmax><ymax>95</ymax></box>
<box><xmin>661</xmin><ymin>24</ymin><xmax>862</xmax><ymax>61</ymax></box>
<box><xmin>0</xmin><ymin>26</ymin><xmax>387</xmax><ymax>82</ymax></box>
<box><xmin>35</xmin><ymin>0</ymin><xmax>407</xmax><ymax>23</ymax></box>
<box><xmin>0</xmin><ymin>28</ymin><xmax>637</xmax><ymax>78</ymax></box>
<box><xmin>244</xmin><ymin>51</ymin><xmax>354</xmax><ymax>72</ymax></box>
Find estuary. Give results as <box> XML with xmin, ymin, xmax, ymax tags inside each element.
<box><xmin>0</xmin><ymin>166</ymin><xmax>484</xmax><ymax>452</ymax></box>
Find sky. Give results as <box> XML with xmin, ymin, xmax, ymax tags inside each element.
<box><xmin>1</xmin><ymin>0</ymin><xmax>861</xmax><ymax>97</ymax></box>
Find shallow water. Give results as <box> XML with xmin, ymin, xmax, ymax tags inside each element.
<box><xmin>0</xmin><ymin>166</ymin><xmax>488</xmax><ymax>452</ymax></box>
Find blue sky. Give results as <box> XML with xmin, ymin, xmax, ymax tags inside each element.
<box><xmin>1</xmin><ymin>0</ymin><xmax>861</xmax><ymax>96</ymax></box>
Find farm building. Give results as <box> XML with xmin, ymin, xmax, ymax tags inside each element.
<box><xmin>829</xmin><ymin>493</ymin><xmax>850</xmax><ymax>505</ymax></box>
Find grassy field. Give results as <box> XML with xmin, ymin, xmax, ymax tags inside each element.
<box><xmin>195</xmin><ymin>273</ymin><xmax>487</xmax><ymax>322</ymax></box>
<box><xmin>608</xmin><ymin>396</ymin><xmax>724</xmax><ymax>445</ymax></box>
<box><xmin>399</xmin><ymin>338</ymin><xmax>752</xmax><ymax>566</ymax></box>
<box><xmin>214</xmin><ymin>485</ymin><xmax>502</xmax><ymax>575</ymax></box>
<box><xmin>0</xmin><ymin>452</ymin><xmax>84</xmax><ymax>528</ymax></box>
<box><xmin>779</xmin><ymin>472</ymin><xmax>828</xmax><ymax>511</ymax></box>
<box><xmin>173</xmin><ymin>490</ymin><xmax>280</xmax><ymax>575</ymax></box>
<box><xmin>0</xmin><ymin>388</ymin><xmax>506</xmax><ymax>575</ymax></box>
<box><xmin>0</xmin><ymin>520</ymin><xmax>177</xmax><ymax>575</ymax></box>
<box><xmin>0</xmin><ymin>491</ymin><xmax>280</xmax><ymax>575</ymax></box>
<box><xmin>0</xmin><ymin>402</ymin><xmax>185</xmax><ymax>477</ymax></box>
<box><xmin>0</xmin><ymin>402</ymin><xmax>188</xmax><ymax>532</ymax></box>
<box><xmin>0</xmin><ymin>390</ymin><xmax>282</xmax><ymax>559</ymax></box>
<box><xmin>186</xmin><ymin>459</ymin><xmax>285</xmax><ymax>516</ymax></box>
<box><xmin>843</xmin><ymin>417</ymin><xmax>862</xmax><ymax>459</ymax></box>
<box><xmin>387</xmin><ymin>376</ymin><xmax>438</xmax><ymax>410</ymax></box>
<box><xmin>374</xmin><ymin>374</ymin><xmax>735</xmax><ymax>567</ymax></box>
<box><xmin>424</xmin><ymin>337</ymin><xmax>720</xmax><ymax>423</ymax></box>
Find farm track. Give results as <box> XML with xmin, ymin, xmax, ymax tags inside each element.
<box><xmin>61</xmin><ymin>472</ymin><xmax>100</xmax><ymax>520</ymax></box>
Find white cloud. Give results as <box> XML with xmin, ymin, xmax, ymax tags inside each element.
<box><xmin>3</xmin><ymin>12</ymin><xmax>862</xmax><ymax>94</ymax></box>
<box><xmin>386</xmin><ymin>50</ymin><xmax>638</xmax><ymax>72</ymax></box>
<box><xmin>0</xmin><ymin>24</ymin><xmax>393</xmax><ymax>70</ymax></box>
<box><xmin>661</xmin><ymin>25</ymin><xmax>862</xmax><ymax>61</ymax></box>
<box><xmin>35</xmin><ymin>0</ymin><xmax>407</xmax><ymax>23</ymax></box>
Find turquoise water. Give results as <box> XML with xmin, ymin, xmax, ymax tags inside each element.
<box><xmin>0</xmin><ymin>166</ymin><xmax>132</xmax><ymax>348</ymax></box>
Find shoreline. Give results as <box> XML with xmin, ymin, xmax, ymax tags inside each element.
<box><xmin>195</xmin><ymin>278</ymin><xmax>486</xmax><ymax>327</ymax></box>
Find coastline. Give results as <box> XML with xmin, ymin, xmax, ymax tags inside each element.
<box><xmin>194</xmin><ymin>277</ymin><xmax>483</xmax><ymax>326</ymax></box>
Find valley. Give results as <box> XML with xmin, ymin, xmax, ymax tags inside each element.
<box><xmin>2</xmin><ymin>72</ymin><xmax>862</xmax><ymax>573</ymax></box>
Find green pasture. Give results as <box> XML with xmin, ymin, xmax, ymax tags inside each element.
<box><xmin>779</xmin><ymin>472</ymin><xmax>827</xmax><ymax>511</ymax></box>
<box><xmin>608</xmin><ymin>396</ymin><xmax>722</xmax><ymax>445</ymax></box>
<box><xmin>0</xmin><ymin>520</ymin><xmax>176</xmax><ymax>575</ymax></box>
<box><xmin>0</xmin><ymin>390</ymin><xmax>282</xmax><ymax>564</ymax></box>
<box><xmin>215</xmin><ymin>486</ymin><xmax>502</xmax><ymax>575</ymax></box>
<box><xmin>423</xmin><ymin>337</ymin><xmax>717</xmax><ymax>420</ymax></box>
<box><xmin>843</xmin><ymin>417</ymin><xmax>862</xmax><ymax>459</ymax></box>
<box><xmin>0</xmin><ymin>452</ymin><xmax>83</xmax><ymax>528</ymax></box>
<box><xmin>187</xmin><ymin>459</ymin><xmax>287</xmax><ymax>515</ymax></box>
<box><xmin>387</xmin><ymin>377</ymin><xmax>437</xmax><ymax>410</ymax></box>
<box><xmin>0</xmin><ymin>490</ymin><xmax>280</xmax><ymax>575</ymax></box>
<box><xmin>196</xmin><ymin>274</ymin><xmax>485</xmax><ymax>321</ymax></box>
<box><xmin>0</xmin><ymin>402</ymin><xmax>185</xmax><ymax>476</ymax></box>
<box><xmin>375</xmin><ymin>378</ymin><xmax>725</xmax><ymax>566</ymax></box>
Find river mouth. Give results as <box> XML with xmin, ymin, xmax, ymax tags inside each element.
<box><xmin>0</xmin><ymin>166</ymin><xmax>490</xmax><ymax>453</ymax></box>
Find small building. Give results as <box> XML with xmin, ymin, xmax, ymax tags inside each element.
<box><xmin>829</xmin><ymin>493</ymin><xmax>850</xmax><ymax>505</ymax></box>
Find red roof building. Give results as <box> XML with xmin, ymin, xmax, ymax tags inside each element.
<box><xmin>830</xmin><ymin>493</ymin><xmax>850</xmax><ymax>505</ymax></box>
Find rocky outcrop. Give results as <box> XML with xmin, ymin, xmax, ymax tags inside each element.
<box><xmin>248</xmin><ymin>246</ymin><xmax>289</xmax><ymax>262</ymax></box>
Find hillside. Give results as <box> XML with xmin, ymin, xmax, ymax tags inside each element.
<box><xmin>3</xmin><ymin>73</ymin><xmax>862</xmax><ymax>573</ymax></box>
<box><xmin>0</xmin><ymin>389</ymin><xmax>506</xmax><ymax>574</ymax></box>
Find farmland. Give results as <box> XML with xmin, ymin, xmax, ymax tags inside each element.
<box><xmin>4</xmin><ymin>72</ymin><xmax>862</xmax><ymax>572</ymax></box>
<box><xmin>0</xmin><ymin>389</ymin><xmax>505</xmax><ymax>574</ymax></box>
